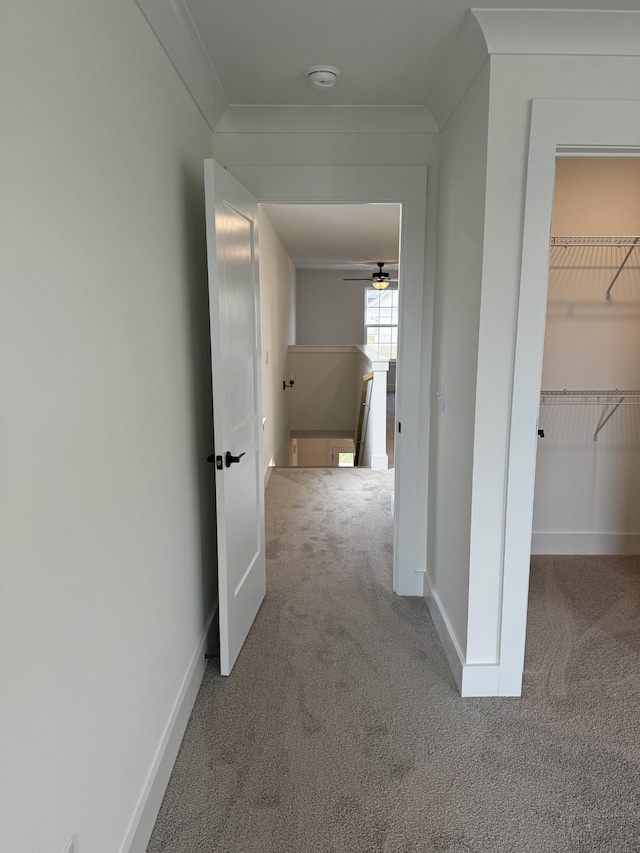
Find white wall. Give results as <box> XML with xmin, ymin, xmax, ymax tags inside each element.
<box><xmin>533</xmin><ymin>158</ymin><xmax>640</xmax><ymax>552</ymax></box>
<box><xmin>296</xmin><ymin>269</ymin><xmax>368</xmax><ymax>345</ymax></box>
<box><xmin>426</xmin><ymin>61</ymin><xmax>490</xmax><ymax>660</ymax></box>
<box><xmin>213</xmin><ymin>133</ymin><xmax>435</xmax><ymax>167</ymax></box>
<box><xmin>467</xmin><ymin>55</ymin><xmax>640</xmax><ymax>681</ymax></box>
<box><xmin>258</xmin><ymin>208</ymin><xmax>296</xmax><ymax>469</ymax></box>
<box><xmin>0</xmin><ymin>3</ymin><xmax>216</xmax><ymax>852</ymax></box>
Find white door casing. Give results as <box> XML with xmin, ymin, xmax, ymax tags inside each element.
<box><xmin>502</xmin><ymin>101</ymin><xmax>640</xmax><ymax>696</ymax></box>
<box><xmin>228</xmin><ymin>166</ymin><xmax>429</xmax><ymax>596</ymax></box>
<box><xmin>205</xmin><ymin>160</ymin><xmax>266</xmax><ymax>676</ymax></box>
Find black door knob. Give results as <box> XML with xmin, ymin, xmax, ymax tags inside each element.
<box><xmin>225</xmin><ymin>451</ymin><xmax>246</xmax><ymax>467</ymax></box>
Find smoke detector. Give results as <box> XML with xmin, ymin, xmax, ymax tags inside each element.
<box><xmin>306</xmin><ymin>66</ymin><xmax>340</xmax><ymax>90</ymax></box>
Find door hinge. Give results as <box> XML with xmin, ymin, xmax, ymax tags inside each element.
<box><xmin>398</xmin><ymin>421</ymin><xmax>401</xmax><ymax>433</ymax></box>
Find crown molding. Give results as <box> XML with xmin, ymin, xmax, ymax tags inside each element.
<box><xmin>425</xmin><ymin>11</ymin><xmax>489</xmax><ymax>132</ymax></box>
<box><xmin>296</xmin><ymin>263</ymin><xmax>399</xmax><ymax>272</ymax></box>
<box><xmin>135</xmin><ymin>0</ymin><xmax>227</xmax><ymax>131</ymax></box>
<box><xmin>473</xmin><ymin>8</ymin><xmax>640</xmax><ymax>58</ymax></box>
<box><xmin>214</xmin><ymin>105</ymin><xmax>437</xmax><ymax>134</ymax></box>
<box><xmin>427</xmin><ymin>8</ymin><xmax>640</xmax><ymax>132</ymax></box>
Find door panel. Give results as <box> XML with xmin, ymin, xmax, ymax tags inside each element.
<box><xmin>205</xmin><ymin>160</ymin><xmax>265</xmax><ymax>676</ymax></box>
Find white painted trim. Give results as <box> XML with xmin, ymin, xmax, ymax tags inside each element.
<box><xmin>264</xmin><ymin>464</ymin><xmax>274</xmax><ymax>488</ymax></box>
<box><xmin>427</xmin><ymin>8</ymin><xmax>640</xmax><ymax>132</ymax></box>
<box><xmin>288</xmin><ymin>345</ymin><xmax>356</xmax><ymax>354</ymax></box>
<box><xmin>502</xmin><ymin>100</ymin><xmax>640</xmax><ymax>701</ymax></box>
<box><xmin>215</xmin><ymin>105</ymin><xmax>437</xmax><ymax>134</ymax></box>
<box><xmin>532</xmin><ymin>533</ymin><xmax>640</xmax><ymax>556</ymax></box>
<box><xmin>290</xmin><ymin>429</ymin><xmax>354</xmax><ymax>438</ymax></box>
<box><xmin>297</xmin><ymin>263</ymin><xmax>399</xmax><ymax>273</ymax></box>
<box><xmin>426</xmin><ymin>11</ymin><xmax>488</xmax><ymax>131</ymax></box>
<box><xmin>135</xmin><ymin>0</ymin><xmax>227</xmax><ymax>131</ymax></box>
<box><xmin>424</xmin><ymin>578</ymin><xmax>465</xmax><ymax>694</ymax></box>
<box><xmin>357</xmin><ymin>345</ymin><xmax>390</xmax><ymax>371</ymax></box>
<box><xmin>287</xmin><ymin>344</ymin><xmax>390</xmax><ymax>370</ymax></box>
<box><xmin>473</xmin><ymin>9</ymin><xmax>640</xmax><ymax>58</ymax></box>
<box><xmin>424</xmin><ymin>578</ymin><xmax>504</xmax><ymax>697</ymax></box>
<box><xmin>370</xmin><ymin>454</ymin><xmax>389</xmax><ymax>471</ymax></box>
<box><xmin>121</xmin><ymin>605</ymin><xmax>217</xmax><ymax>853</ymax></box>
<box><xmin>461</xmin><ymin>665</ymin><xmax>501</xmax><ymax>698</ymax></box>
<box><xmin>230</xmin><ymin>166</ymin><xmax>429</xmax><ymax>597</ymax></box>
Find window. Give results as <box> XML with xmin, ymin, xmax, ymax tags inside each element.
<box><xmin>337</xmin><ymin>452</ymin><xmax>355</xmax><ymax>467</ymax></box>
<box><xmin>365</xmin><ymin>288</ymin><xmax>399</xmax><ymax>359</ymax></box>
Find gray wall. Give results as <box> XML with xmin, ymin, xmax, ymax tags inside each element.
<box><xmin>1</xmin><ymin>3</ymin><xmax>215</xmax><ymax>851</ymax></box>
<box><xmin>296</xmin><ymin>269</ymin><xmax>368</xmax><ymax>345</ymax></box>
<box><xmin>427</xmin><ymin>61</ymin><xmax>490</xmax><ymax>659</ymax></box>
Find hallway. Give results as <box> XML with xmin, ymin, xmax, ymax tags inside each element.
<box><xmin>147</xmin><ymin>469</ymin><xmax>640</xmax><ymax>853</ymax></box>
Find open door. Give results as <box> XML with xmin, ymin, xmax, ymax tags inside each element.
<box><xmin>204</xmin><ymin>160</ymin><xmax>265</xmax><ymax>676</ymax></box>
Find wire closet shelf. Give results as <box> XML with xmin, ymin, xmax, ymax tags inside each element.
<box><xmin>539</xmin><ymin>391</ymin><xmax>640</xmax><ymax>442</ymax></box>
<box><xmin>550</xmin><ymin>236</ymin><xmax>640</xmax><ymax>247</ymax></box>
<box><xmin>540</xmin><ymin>390</ymin><xmax>640</xmax><ymax>404</ymax></box>
<box><xmin>549</xmin><ymin>235</ymin><xmax>639</xmax><ymax>300</ymax></box>
<box><xmin>540</xmin><ymin>237</ymin><xmax>640</xmax><ymax>438</ymax></box>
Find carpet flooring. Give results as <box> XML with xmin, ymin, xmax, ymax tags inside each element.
<box><xmin>387</xmin><ymin>392</ymin><xmax>395</xmax><ymax>468</ymax></box>
<box><xmin>147</xmin><ymin>469</ymin><xmax>640</xmax><ymax>853</ymax></box>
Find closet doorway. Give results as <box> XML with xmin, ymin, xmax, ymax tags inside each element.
<box><xmin>526</xmin><ymin>156</ymin><xmax>640</xmax><ymax>687</ymax></box>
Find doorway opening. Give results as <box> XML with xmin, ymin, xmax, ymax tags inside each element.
<box><xmin>230</xmin><ymin>163</ymin><xmax>428</xmax><ymax>599</ymax></box>
<box><xmin>258</xmin><ymin>201</ymin><xmax>401</xmax><ymax>474</ymax></box>
<box><xmin>526</xmin><ymin>156</ymin><xmax>640</xmax><ymax>683</ymax></box>
<box><xmin>256</xmin><ymin>200</ymin><xmax>401</xmax><ymax>587</ymax></box>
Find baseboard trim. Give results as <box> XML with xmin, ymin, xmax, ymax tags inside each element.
<box><xmin>424</xmin><ymin>578</ymin><xmax>465</xmax><ymax>693</ymax></box>
<box><xmin>370</xmin><ymin>454</ymin><xmax>389</xmax><ymax>471</ymax></box>
<box><xmin>264</xmin><ymin>465</ymin><xmax>273</xmax><ymax>488</ymax></box>
<box><xmin>424</xmin><ymin>579</ymin><xmax>507</xmax><ymax>697</ymax></box>
<box><xmin>532</xmin><ymin>532</ymin><xmax>640</xmax><ymax>555</ymax></box>
<box><xmin>121</xmin><ymin>604</ymin><xmax>217</xmax><ymax>853</ymax></box>
<box><xmin>460</xmin><ymin>664</ymin><xmax>501</xmax><ymax>697</ymax></box>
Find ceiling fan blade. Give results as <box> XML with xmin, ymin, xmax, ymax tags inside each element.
<box><xmin>342</xmin><ymin>277</ymin><xmax>371</xmax><ymax>281</ymax></box>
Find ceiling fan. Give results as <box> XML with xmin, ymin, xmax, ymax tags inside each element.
<box><xmin>343</xmin><ymin>262</ymin><xmax>398</xmax><ymax>290</ymax></box>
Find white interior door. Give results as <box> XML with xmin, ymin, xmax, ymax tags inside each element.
<box><xmin>204</xmin><ymin>160</ymin><xmax>265</xmax><ymax>676</ymax></box>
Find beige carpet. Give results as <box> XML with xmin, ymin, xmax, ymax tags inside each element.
<box><xmin>147</xmin><ymin>469</ymin><xmax>640</xmax><ymax>853</ymax></box>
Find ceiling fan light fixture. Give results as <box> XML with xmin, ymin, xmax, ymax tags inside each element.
<box><xmin>306</xmin><ymin>65</ymin><xmax>340</xmax><ymax>89</ymax></box>
<box><xmin>372</xmin><ymin>278</ymin><xmax>390</xmax><ymax>290</ymax></box>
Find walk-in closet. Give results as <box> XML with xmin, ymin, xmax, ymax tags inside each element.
<box><xmin>526</xmin><ymin>157</ymin><xmax>640</xmax><ymax>690</ymax></box>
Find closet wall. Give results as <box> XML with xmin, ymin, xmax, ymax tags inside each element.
<box><xmin>532</xmin><ymin>158</ymin><xmax>640</xmax><ymax>554</ymax></box>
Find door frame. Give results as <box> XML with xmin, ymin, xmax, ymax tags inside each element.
<box><xmin>501</xmin><ymin>99</ymin><xmax>640</xmax><ymax>694</ymax></box>
<box><xmin>229</xmin><ymin>166</ymin><xmax>429</xmax><ymax>596</ymax></box>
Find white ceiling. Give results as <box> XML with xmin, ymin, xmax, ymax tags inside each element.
<box><xmin>262</xmin><ymin>203</ymin><xmax>400</xmax><ymax>269</ymax></box>
<box><xmin>139</xmin><ymin>1</ymin><xmax>639</xmax><ymax>269</ymax></box>
<box><xmin>183</xmin><ymin>0</ymin><xmax>638</xmax><ymax>108</ymax></box>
